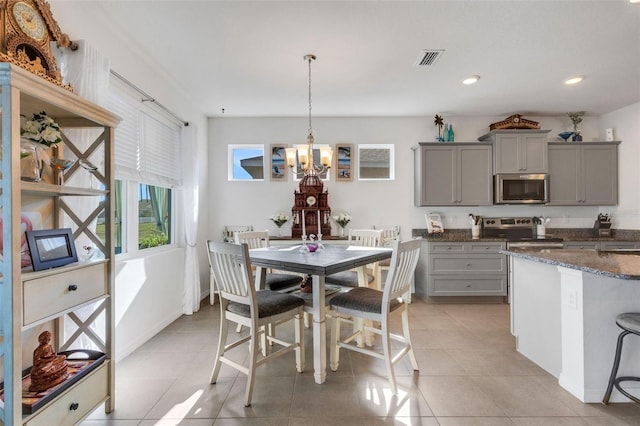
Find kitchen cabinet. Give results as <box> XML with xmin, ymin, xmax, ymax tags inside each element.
<box><xmin>478</xmin><ymin>130</ymin><xmax>550</xmax><ymax>174</ymax></box>
<box><xmin>548</xmin><ymin>142</ymin><xmax>619</xmax><ymax>205</ymax></box>
<box><xmin>417</xmin><ymin>241</ymin><xmax>507</xmax><ymax>297</ymax></box>
<box><xmin>565</xmin><ymin>241</ymin><xmax>640</xmax><ymax>250</ymax></box>
<box><xmin>413</xmin><ymin>143</ymin><xmax>493</xmax><ymax>206</ymax></box>
<box><xmin>0</xmin><ymin>64</ymin><xmax>118</xmax><ymax>425</ymax></box>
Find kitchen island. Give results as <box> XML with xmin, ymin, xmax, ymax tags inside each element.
<box><xmin>505</xmin><ymin>248</ymin><xmax>640</xmax><ymax>403</ymax></box>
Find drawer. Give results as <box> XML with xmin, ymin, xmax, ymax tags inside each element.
<box><xmin>429</xmin><ymin>255</ymin><xmax>506</xmax><ymax>274</ymax></box>
<box><xmin>429</xmin><ymin>242</ymin><xmax>466</xmax><ymax>253</ymax></box>
<box><xmin>600</xmin><ymin>241</ymin><xmax>637</xmax><ymax>250</ymax></box>
<box><xmin>564</xmin><ymin>241</ymin><xmax>599</xmax><ymax>250</ymax></box>
<box><xmin>25</xmin><ymin>362</ymin><xmax>108</xmax><ymax>426</ymax></box>
<box><xmin>470</xmin><ymin>242</ymin><xmax>505</xmax><ymax>253</ymax></box>
<box><xmin>23</xmin><ymin>263</ymin><xmax>107</xmax><ymax>326</ymax></box>
<box><xmin>429</xmin><ymin>276</ymin><xmax>506</xmax><ymax>296</ymax></box>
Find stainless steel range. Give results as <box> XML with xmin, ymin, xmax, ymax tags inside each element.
<box><xmin>482</xmin><ymin>216</ymin><xmax>564</xmax><ymax>248</ymax></box>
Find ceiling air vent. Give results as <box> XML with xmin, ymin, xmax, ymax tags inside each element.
<box><xmin>415</xmin><ymin>49</ymin><xmax>444</xmax><ymax>66</ymax></box>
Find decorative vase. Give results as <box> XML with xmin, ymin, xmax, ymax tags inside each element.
<box><xmin>339</xmin><ymin>226</ymin><xmax>345</xmax><ymax>237</ymax></box>
<box><xmin>20</xmin><ymin>139</ymin><xmax>44</xmax><ymax>182</ymax></box>
<box><xmin>572</xmin><ymin>132</ymin><xmax>583</xmax><ymax>142</ymax></box>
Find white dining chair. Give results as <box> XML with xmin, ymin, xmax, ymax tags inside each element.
<box><xmin>372</xmin><ymin>225</ymin><xmax>401</xmax><ymax>291</ymax></box>
<box><xmin>329</xmin><ymin>238</ymin><xmax>421</xmax><ymax>395</ymax></box>
<box><xmin>325</xmin><ymin>229</ymin><xmax>382</xmax><ymax>289</ymax></box>
<box><xmin>206</xmin><ymin>241</ymin><xmax>305</xmax><ymax>406</ymax></box>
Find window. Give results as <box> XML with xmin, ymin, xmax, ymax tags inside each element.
<box><xmin>105</xmin><ymin>77</ymin><xmax>181</xmax><ymax>253</ymax></box>
<box><xmin>358</xmin><ymin>144</ymin><xmax>395</xmax><ymax>180</ymax></box>
<box><xmin>228</xmin><ymin>144</ymin><xmax>265</xmax><ymax>181</ymax></box>
<box><xmin>138</xmin><ymin>184</ymin><xmax>171</xmax><ymax>249</ymax></box>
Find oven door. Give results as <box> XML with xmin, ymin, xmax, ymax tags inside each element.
<box><xmin>495</xmin><ymin>174</ymin><xmax>549</xmax><ymax>204</ymax></box>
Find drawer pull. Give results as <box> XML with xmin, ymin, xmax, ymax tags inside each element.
<box><xmin>69</xmin><ymin>402</ymin><xmax>80</xmax><ymax>411</ymax></box>
<box><xmin>466</xmin><ymin>263</ymin><xmax>472</xmax><ymax>267</ymax></box>
<box><xmin>466</xmin><ymin>284</ymin><xmax>471</xmax><ymax>288</ymax></box>
<box><xmin>68</xmin><ymin>284</ymin><xmax>78</xmax><ymax>291</ymax></box>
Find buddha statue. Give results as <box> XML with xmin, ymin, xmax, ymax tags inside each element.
<box><xmin>29</xmin><ymin>331</ymin><xmax>69</xmax><ymax>392</ymax></box>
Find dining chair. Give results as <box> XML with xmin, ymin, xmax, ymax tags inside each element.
<box><xmin>206</xmin><ymin>241</ymin><xmax>305</xmax><ymax>406</ymax></box>
<box><xmin>222</xmin><ymin>225</ymin><xmax>254</xmax><ymax>243</ymax></box>
<box><xmin>329</xmin><ymin>238</ymin><xmax>421</xmax><ymax>395</ymax></box>
<box><xmin>325</xmin><ymin>229</ymin><xmax>382</xmax><ymax>289</ymax></box>
<box><xmin>234</xmin><ymin>230</ymin><xmax>304</xmax><ymax>292</ymax></box>
<box><xmin>234</xmin><ymin>230</ymin><xmax>304</xmax><ymax>334</ymax></box>
<box><xmin>372</xmin><ymin>225</ymin><xmax>400</xmax><ymax>288</ymax></box>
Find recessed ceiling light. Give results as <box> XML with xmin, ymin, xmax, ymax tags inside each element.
<box><xmin>462</xmin><ymin>75</ymin><xmax>480</xmax><ymax>85</ymax></box>
<box><xmin>564</xmin><ymin>76</ymin><xmax>584</xmax><ymax>85</ymax></box>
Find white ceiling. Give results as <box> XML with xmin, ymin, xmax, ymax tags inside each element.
<box><xmin>54</xmin><ymin>1</ymin><xmax>640</xmax><ymax>118</ymax></box>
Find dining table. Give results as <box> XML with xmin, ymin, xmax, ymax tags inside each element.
<box><xmin>249</xmin><ymin>243</ymin><xmax>392</xmax><ymax>384</ymax></box>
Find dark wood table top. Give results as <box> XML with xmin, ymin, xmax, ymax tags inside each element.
<box><xmin>249</xmin><ymin>244</ymin><xmax>392</xmax><ymax>276</ymax></box>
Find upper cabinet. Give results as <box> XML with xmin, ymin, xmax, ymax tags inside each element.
<box><xmin>478</xmin><ymin>130</ymin><xmax>550</xmax><ymax>174</ymax></box>
<box><xmin>414</xmin><ymin>143</ymin><xmax>493</xmax><ymax>206</ymax></box>
<box><xmin>548</xmin><ymin>142</ymin><xmax>620</xmax><ymax>206</ymax></box>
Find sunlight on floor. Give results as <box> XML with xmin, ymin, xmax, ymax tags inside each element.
<box><xmin>159</xmin><ymin>389</ymin><xmax>204</xmax><ymax>424</ymax></box>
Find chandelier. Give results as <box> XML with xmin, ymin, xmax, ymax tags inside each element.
<box><xmin>285</xmin><ymin>54</ymin><xmax>332</xmax><ymax>176</ymax></box>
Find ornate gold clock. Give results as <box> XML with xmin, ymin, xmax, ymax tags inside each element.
<box><xmin>0</xmin><ymin>0</ymin><xmax>76</xmax><ymax>89</ymax></box>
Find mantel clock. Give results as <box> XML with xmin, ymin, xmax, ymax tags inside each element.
<box><xmin>0</xmin><ymin>0</ymin><xmax>76</xmax><ymax>89</ymax></box>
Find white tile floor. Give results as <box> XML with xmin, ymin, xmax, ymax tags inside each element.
<box><xmin>82</xmin><ymin>299</ymin><xmax>640</xmax><ymax>425</ymax></box>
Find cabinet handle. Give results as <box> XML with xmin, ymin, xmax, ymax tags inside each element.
<box><xmin>69</xmin><ymin>402</ymin><xmax>80</xmax><ymax>411</ymax></box>
<box><xmin>465</xmin><ymin>284</ymin><xmax>471</xmax><ymax>288</ymax></box>
<box><xmin>68</xmin><ymin>284</ymin><xmax>78</xmax><ymax>291</ymax></box>
<box><xmin>466</xmin><ymin>263</ymin><xmax>472</xmax><ymax>267</ymax></box>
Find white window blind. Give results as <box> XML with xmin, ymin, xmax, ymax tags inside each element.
<box><xmin>106</xmin><ymin>80</ymin><xmax>182</xmax><ymax>187</ymax></box>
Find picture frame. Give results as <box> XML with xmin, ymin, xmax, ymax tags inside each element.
<box><xmin>25</xmin><ymin>228</ymin><xmax>78</xmax><ymax>271</ymax></box>
<box><xmin>358</xmin><ymin>144</ymin><xmax>395</xmax><ymax>180</ymax></box>
<box><xmin>270</xmin><ymin>144</ymin><xmax>288</xmax><ymax>181</ymax></box>
<box><xmin>335</xmin><ymin>144</ymin><xmax>353</xmax><ymax>181</ymax></box>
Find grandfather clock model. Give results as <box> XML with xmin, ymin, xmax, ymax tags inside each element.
<box><xmin>0</xmin><ymin>0</ymin><xmax>76</xmax><ymax>89</ymax></box>
<box><xmin>291</xmin><ymin>173</ymin><xmax>332</xmax><ymax>238</ymax></box>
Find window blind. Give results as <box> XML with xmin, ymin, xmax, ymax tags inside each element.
<box><xmin>105</xmin><ymin>79</ymin><xmax>182</xmax><ymax>187</ymax></box>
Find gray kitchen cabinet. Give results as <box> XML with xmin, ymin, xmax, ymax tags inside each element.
<box><xmin>414</xmin><ymin>143</ymin><xmax>492</xmax><ymax>206</ymax></box>
<box><xmin>563</xmin><ymin>241</ymin><xmax>600</xmax><ymax>250</ymax></box>
<box><xmin>564</xmin><ymin>240</ymin><xmax>639</xmax><ymax>250</ymax></box>
<box><xmin>548</xmin><ymin>142</ymin><xmax>619</xmax><ymax>205</ymax></box>
<box><xmin>478</xmin><ymin>130</ymin><xmax>550</xmax><ymax>174</ymax></box>
<box><xmin>419</xmin><ymin>241</ymin><xmax>507</xmax><ymax>297</ymax></box>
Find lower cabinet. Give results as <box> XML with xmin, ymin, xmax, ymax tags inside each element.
<box><xmin>423</xmin><ymin>241</ymin><xmax>507</xmax><ymax>296</ymax></box>
<box><xmin>564</xmin><ymin>241</ymin><xmax>640</xmax><ymax>250</ymax></box>
<box><xmin>24</xmin><ymin>363</ymin><xmax>109</xmax><ymax>426</ymax></box>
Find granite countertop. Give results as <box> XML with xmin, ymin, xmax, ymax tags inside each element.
<box><xmin>502</xmin><ymin>248</ymin><xmax>640</xmax><ymax>280</ymax></box>
<box><xmin>411</xmin><ymin>228</ymin><xmax>640</xmax><ymax>242</ymax></box>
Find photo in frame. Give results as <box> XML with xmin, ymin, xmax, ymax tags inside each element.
<box><xmin>270</xmin><ymin>144</ymin><xmax>287</xmax><ymax>181</ymax></box>
<box><xmin>335</xmin><ymin>144</ymin><xmax>353</xmax><ymax>181</ymax></box>
<box><xmin>25</xmin><ymin>228</ymin><xmax>78</xmax><ymax>271</ymax></box>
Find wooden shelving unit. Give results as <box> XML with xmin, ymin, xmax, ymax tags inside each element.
<box><xmin>0</xmin><ymin>63</ymin><xmax>119</xmax><ymax>425</ymax></box>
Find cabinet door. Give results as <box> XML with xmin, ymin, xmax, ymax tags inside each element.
<box><xmin>494</xmin><ymin>133</ymin><xmax>547</xmax><ymax>173</ymax></box>
<box><xmin>549</xmin><ymin>145</ymin><xmax>580</xmax><ymax>205</ymax></box>
<box><xmin>521</xmin><ymin>134</ymin><xmax>548</xmax><ymax>173</ymax></box>
<box><xmin>458</xmin><ymin>145</ymin><xmax>493</xmax><ymax>205</ymax></box>
<box><xmin>494</xmin><ymin>134</ymin><xmax>520</xmax><ymax>173</ymax></box>
<box><xmin>582</xmin><ymin>144</ymin><xmax>618</xmax><ymax>205</ymax></box>
<box><xmin>418</xmin><ymin>145</ymin><xmax>456</xmax><ymax>205</ymax></box>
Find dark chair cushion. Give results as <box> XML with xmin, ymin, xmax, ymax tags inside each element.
<box><xmin>325</xmin><ymin>270</ymin><xmax>375</xmax><ymax>288</ymax></box>
<box><xmin>265</xmin><ymin>273</ymin><xmax>303</xmax><ymax>292</ymax></box>
<box><xmin>228</xmin><ymin>290</ymin><xmax>304</xmax><ymax>318</ymax></box>
<box><xmin>330</xmin><ymin>286</ymin><xmax>401</xmax><ymax>314</ymax></box>
<box><xmin>617</xmin><ymin>313</ymin><xmax>640</xmax><ymax>334</ymax></box>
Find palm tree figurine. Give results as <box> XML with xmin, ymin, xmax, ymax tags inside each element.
<box><xmin>434</xmin><ymin>114</ymin><xmax>444</xmax><ymax>141</ymax></box>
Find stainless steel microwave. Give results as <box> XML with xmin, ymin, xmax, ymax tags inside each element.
<box><xmin>494</xmin><ymin>173</ymin><xmax>549</xmax><ymax>204</ymax></box>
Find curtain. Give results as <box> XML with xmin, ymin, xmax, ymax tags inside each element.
<box><xmin>181</xmin><ymin>124</ymin><xmax>201</xmax><ymax>314</ymax></box>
